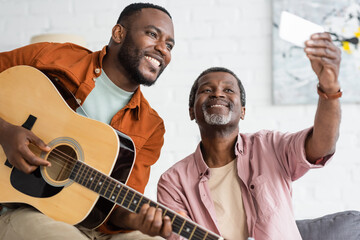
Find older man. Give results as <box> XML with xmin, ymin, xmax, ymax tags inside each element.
<box><xmin>158</xmin><ymin>32</ymin><xmax>341</xmax><ymax>240</ymax></box>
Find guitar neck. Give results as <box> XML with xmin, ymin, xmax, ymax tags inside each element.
<box><xmin>69</xmin><ymin>161</ymin><xmax>223</xmax><ymax>240</ymax></box>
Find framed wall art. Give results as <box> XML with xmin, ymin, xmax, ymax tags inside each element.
<box><xmin>272</xmin><ymin>0</ymin><xmax>360</xmax><ymax>104</ymax></box>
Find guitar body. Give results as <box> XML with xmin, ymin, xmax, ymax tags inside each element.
<box><xmin>0</xmin><ymin>66</ymin><xmax>135</xmax><ymax>228</ymax></box>
<box><xmin>0</xmin><ymin>66</ymin><xmax>223</xmax><ymax>240</ymax></box>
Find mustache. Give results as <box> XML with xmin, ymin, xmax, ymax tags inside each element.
<box><xmin>202</xmin><ymin>99</ymin><xmax>235</xmax><ymax>111</ymax></box>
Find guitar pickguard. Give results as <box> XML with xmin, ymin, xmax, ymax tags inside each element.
<box><xmin>8</xmin><ymin>114</ymin><xmax>63</xmax><ymax>198</ymax></box>
<box><xmin>10</xmin><ymin>167</ymin><xmax>63</xmax><ymax>198</ymax></box>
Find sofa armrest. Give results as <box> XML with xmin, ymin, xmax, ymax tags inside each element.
<box><xmin>296</xmin><ymin>211</ymin><xmax>360</xmax><ymax>240</ymax></box>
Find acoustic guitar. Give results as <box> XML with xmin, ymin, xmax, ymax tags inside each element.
<box><xmin>0</xmin><ymin>66</ymin><xmax>223</xmax><ymax>240</ymax></box>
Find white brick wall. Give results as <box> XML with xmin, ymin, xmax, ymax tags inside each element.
<box><xmin>1</xmin><ymin>0</ymin><xmax>359</xmax><ymax>220</ymax></box>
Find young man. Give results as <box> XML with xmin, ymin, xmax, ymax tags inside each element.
<box><xmin>157</xmin><ymin>33</ymin><xmax>342</xmax><ymax>240</ymax></box>
<box><xmin>0</xmin><ymin>3</ymin><xmax>174</xmax><ymax>240</ymax></box>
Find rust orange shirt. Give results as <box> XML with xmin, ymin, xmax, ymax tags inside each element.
<box><xmin>0</xmin><ymin>42</ymin><xmax>165</xmax><ymax>233</ymax></box>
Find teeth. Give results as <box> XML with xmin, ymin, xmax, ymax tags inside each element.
<box><xmin>145</xmin><ymin>56</ymin><xmax>160</xmax><ymax>67</ymax></box>
<box><xmin>210</xmin><ymin>105</ymin><xmax>226</xmax><ymax>108</ymax></box>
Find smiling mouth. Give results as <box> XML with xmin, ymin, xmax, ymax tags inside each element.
<box><xmin>209</xmin><ymin>104</ymin><xmax>227</xmax><ymax>108</ymax></box>
<box><xmin>145</xmin><ymin>56</ymin><xmax>161</xmax><ymax>68</ymax></box>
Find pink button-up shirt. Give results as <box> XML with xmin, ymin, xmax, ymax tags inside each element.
<box><xmin>157</xmin><ymin>128</ymin><xmax>331</xmax><ymax>240</ymax></box>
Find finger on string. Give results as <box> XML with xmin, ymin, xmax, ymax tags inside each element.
<box><xmin>12</xmin><ymin>156</ymin><xmax>38</xmax><ymax>173</ymax></box>
<box><xmin>151</xmin><ymin>208</ymin><xmax>163</xmax><ymax>231</ymax></box>
<box><xmin>29</xmin><ymin>132</ymin><xmax>51</xmax><ymax>152</ymax></box>
<box><xmin>160</xmin><ymin>215</ymin><xmax>172</xmax><ymax>238</ymax></box>
<box><xmin>21</xmin><ymin>144</ymin><xmax>51</xmax><ymax>167</ymax></box>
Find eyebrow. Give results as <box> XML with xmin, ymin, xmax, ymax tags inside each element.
<box><xmin>145</xmin><ymin>25</ymin><xmax>175</xmax><ymax>45</ymax></box>
<box><xmin>199</xmin><ymin>80</ymin><xmax>236</xmax><ymax>87</ymax></box>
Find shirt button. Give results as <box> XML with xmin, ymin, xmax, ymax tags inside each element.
<box><xmin>76</xmin><ymin>98</ymin><xmax>82</xmax><ymax>104</ymax></box>
<box><xmin>250</xmin><ymin>184</ymin><xmax>255</xmax><ymax>190</ymax></box>
<box><xmin>92</xmin><ymin>77</ymin><xmax>96</xmax><ymax>82</ymax></box>
<box><xmin>94</xmin><ymin>68</ymin><xmax>101</xmax><ymax>74</ymax></box>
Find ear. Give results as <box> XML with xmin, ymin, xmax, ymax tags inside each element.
<box><xmin>111</xmin><ymin>24</ymin><xmax>125</xmax><ymax>43</ymax></box>
<box><xmin>189</xmin><ymin>107</ymin><xmax>195</xmax><ymax>121</ymax></box>
<box><xmin>240</xmin><ymin>107</ymin><xmax>246</xmax><ymax>120</ymax></box>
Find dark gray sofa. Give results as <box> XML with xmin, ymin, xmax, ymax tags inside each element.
<box><xmin>296</xmin><ymin>211</ymin><xmax>360</xmax><ymax>240</ymax></box>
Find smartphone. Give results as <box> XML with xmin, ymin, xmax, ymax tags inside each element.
<box><xmin>278</xmin><ymin>11</ymin><xmax>325</xmax><ymax>47</ymax></box>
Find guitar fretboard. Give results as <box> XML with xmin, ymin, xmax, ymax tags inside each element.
<box><xmin>69</xmin><ymin>161</ymin><xmax>223</xmax><ymax>240</ymax></box>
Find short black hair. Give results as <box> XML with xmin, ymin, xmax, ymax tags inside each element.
<box><xmin>189</xmin><ymin>67</ymin><xmax>246</xmax><ymax>108</ymax></box>
<box><xmin>117</xmin><ymin>2</ymin><xmax>172</xmax><ymax>25</ymax></box>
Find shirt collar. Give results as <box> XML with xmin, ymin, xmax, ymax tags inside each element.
<box><xmin>194</xmin><ymin>134</ymin><xmax>245</xmax><ymax>179</ymax></box>
<box><xmin>97</xmin><ymin>46</ymin><xmax>107</xmax><ymax>72</ymax></box>
<box><xmin>235</xmin><ymin>133</ymin><xmax>245</xmax><ymax>156</ymax></box>
<box><xmin>193</xmin><ymin>143</ymin><xmax>210</xmax><ymax>179</ymax></box>
<box><xmin>125</xmin><ymin>87</ymin><xmax>141</xmax><ymax>120</ymax></box>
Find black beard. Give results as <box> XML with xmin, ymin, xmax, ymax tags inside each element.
<box><xmin>117</xmin><ymin>36</ymin><xmax>164</xmax><ymax>86</ymax></box>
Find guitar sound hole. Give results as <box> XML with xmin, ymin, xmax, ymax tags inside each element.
<box><xmin>46</xmin><ymin>145</ymin><xmax>77</xmax><ymax>182</ymax></box>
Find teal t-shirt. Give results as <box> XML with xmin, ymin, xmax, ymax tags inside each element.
<box><xmin>76</xmin><ymin>70</ymin><xmax>133</xmax><ymax>124</ymax></box>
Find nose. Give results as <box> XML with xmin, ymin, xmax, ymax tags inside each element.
<box><xmin>210</xmin><ymin>88</ymin><xmax>225</xmax><ymax>98</ymax></box>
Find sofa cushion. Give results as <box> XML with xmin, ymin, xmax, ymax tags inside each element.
<box><xmin>296</xmin><ymin>211</ymin><xmax>360</xmax><ymax>240</ymax></box>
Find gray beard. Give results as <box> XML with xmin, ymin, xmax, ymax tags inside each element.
<box><xmin>202</xmin><ymin>105</ymin><xmax>232</xmax><ymax>125</ymax></box>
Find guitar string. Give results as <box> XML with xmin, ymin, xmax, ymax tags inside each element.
<box><xmin>45</xmin><ymin>153</ymin><xmax>221</xmax><ymax>240</ymax></box>
<box><xmin>41</xmin><ymin>149</ymin><xmax>221</xmax><ymax>240</ymax></box>
<box><xmin>49</xmin><ymin>165</ymin><xmax>219</xmax><ymax>239</ymax></box>
<box><xmin>51</xmin><ymin>151</ymin><xmax>220</xmax><ymax>240</ymax></box>
<box><xmin>43</xmin><ymin>160</ymin><xmax>219</xmax><ymax>240</ymax></box>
